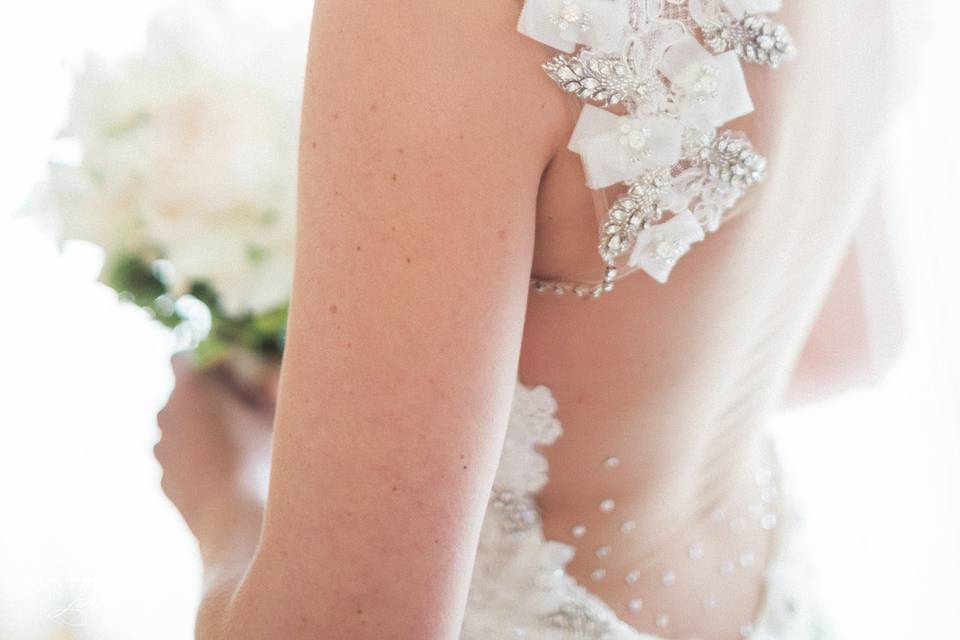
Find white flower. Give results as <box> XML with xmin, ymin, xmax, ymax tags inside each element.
<box><xmin>658</xmin><ymin>35</ymin><xmax>754</xmax><ymax>127</ymax></box>
<box><xmin>517</xmin><ymin>0</ymin><xmax>630</xmax><ymax>53</ymax></box>
<box><xmin>567</xmin><ymin>104</ymin><xmax>684</xmax><ymax>188</ymax></box>
<box><xmin>627</xmin><ymin>211</ymin><xmax>705</xmax><ymax>283</ymax></box>
<box><xmin>30</xmin><ymin>0</ymin><xmax>312</xmax><ymax>315</ymax></box>
<box><xmin>670</xmin><ymin>166</ymin><xmax>743</xmax><ymax>232</ymax></box>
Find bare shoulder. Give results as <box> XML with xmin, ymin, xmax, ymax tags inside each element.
<box><xmin>305</xmin><ymin>0</ymin><xmax>571</xmax><ymax>166</ymax></box>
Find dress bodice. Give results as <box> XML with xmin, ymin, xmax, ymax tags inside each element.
<box><xmin>461</xmin><ymin>0</ymin><xmax>900</xmax><ymax>637</ymax></box>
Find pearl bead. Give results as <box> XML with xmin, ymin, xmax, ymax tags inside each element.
<box><xmin>655</xmin><ymin>613</ymin><xmax>670</xmax><ymax>628</ymax></box>
<box><xmin>591</xmin><ymin>568</ymin><xmax>606</xmax><ymax>581</ymax></box>
<box><xmin>603</xmin><ymin>456</ymin><xmax>620</xmax><ymax>468</ymax></box>
<box><xmin>661</xmin><ymin>570</ymin><xmax>676</xmax><ymax>586</ymax></box>
<box><xmin>571</xmin><ymin>524</ymin><xmax>587</xmax><ymax>538</ymax></box>
<box><xmin>595</xmin><ymin>545</ymin><xmax>612</xmax><ymax>559</ymax></box>
<box><xmin>620</xmin><ymin>519</ymin><xmax>638</xmax><ymax>534</ymax></box>
<box><xmin>599</xmin><ymin>498</ymin><xmax>616</xmax><ymax>513</ymax></box>
<box><xmin>628</xmin><ymin>598</ymin><xmax>643</xmax><ymax>612</ymax></box>
<box><xmin>625</xmin><ymin>569</ymin><xmax>641</xmax><ymax>584</ymax></box>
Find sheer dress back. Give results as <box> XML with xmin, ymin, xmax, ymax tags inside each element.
<box><xmin>462</xmin><ymin>1</ymin><xmax>902</xmax><ymax>638</ymax></box>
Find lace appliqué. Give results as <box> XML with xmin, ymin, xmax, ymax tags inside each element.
<box><xmin>519</xmin><ymin>0</ymin><xmax>795</xmax><ymax>297</ymax></box>
<box><xmin>461</xmin><ymin>380</ymin><xmax>835</xmax><ymax>639</ymax></box>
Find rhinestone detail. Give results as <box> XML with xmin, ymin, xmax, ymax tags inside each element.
<box><xmin>529</xmin><ymin>0</ymin><xmax>795</xmax><ymax>298</ymax></box>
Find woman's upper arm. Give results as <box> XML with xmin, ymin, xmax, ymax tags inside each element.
<box><xmin>228</xmin><ymin>2</ymin><xmax>564</xmax><ymax>637</ymax></box>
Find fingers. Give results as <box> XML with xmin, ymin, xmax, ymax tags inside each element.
<box><xmin>219</xmin><ymin>353</ymin><xmax>282</xmax><ymax>416</ymax></box>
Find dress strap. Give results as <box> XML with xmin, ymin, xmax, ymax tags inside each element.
<box><xmin>518</xmin><ymin>0</ymin><xmax>796</xmax><ymax>299</ymax></box>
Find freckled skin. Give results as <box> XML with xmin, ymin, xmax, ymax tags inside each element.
<box><xmin>213</xmin><ymin>3</ymin><xmax>564</xmax><ymax>636</ymax></box>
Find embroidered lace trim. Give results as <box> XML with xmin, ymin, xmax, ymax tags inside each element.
<box><xmin>461</xmin><ymin>381</ymin><xmax>836</xmax><ymax>639</ymax></box>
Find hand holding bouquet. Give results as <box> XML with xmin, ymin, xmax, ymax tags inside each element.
<box><xmin>23</xmin><ymin>0</ymin><xmax>312</xmax><ymax>366</ymax></box>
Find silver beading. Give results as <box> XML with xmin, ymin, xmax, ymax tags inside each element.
<box><xmin>520</xmin><ymin>0</ymin><xmax>795</xmax><ymax>298</ymax></box>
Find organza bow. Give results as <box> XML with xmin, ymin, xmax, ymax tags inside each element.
<box><xmin>658</xmin><ymin>35</ymin><xmax>754</xmax><ymax>127</ymax></box>
<box><xmin>627</xmin><ymin>210</ymin><xmax>705</xmax><ymax>283</ymax></box>
<box><xmin>567</xmin><ymin>104</ymin><xmax>684</xmax><ymax>189</ymax></box>
<box><xmin>517</xmin><ymin>0</ymin><xmax>631</xmax><ymax>54</ymax></box>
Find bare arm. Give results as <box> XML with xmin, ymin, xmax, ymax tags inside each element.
<box><xmin>193</xmin><ymin>1</ymin><xmax>566</xmax><ymax>637</ymax></box>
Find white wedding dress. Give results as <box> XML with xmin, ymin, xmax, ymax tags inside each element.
<box><xmin>462</xmin><ymin>383</ymin><xmax>828</xmax><ymax>639</ymax></box>
<box><xmin>458</xmin><ymin>1</ymin><xmax>903</xmax><ymax>638</ymax></box>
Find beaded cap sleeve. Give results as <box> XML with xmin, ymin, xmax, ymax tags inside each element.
<box><xmin>517</xmin><ymin>0</ymin><xmax>795</xmax><ymax>298</ymax></box>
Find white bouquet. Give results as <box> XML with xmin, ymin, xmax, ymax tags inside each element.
<box><xmin>23</xmin><ymin>0</ymin><xmax>312</xmax><ymax>364</ymax></box>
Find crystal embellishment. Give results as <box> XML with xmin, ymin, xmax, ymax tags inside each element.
<box><xmin>703</xmin><ymin>12</ymin><xmax>796</xmax><ymax>68</ymax></box>
<box><xmin>552</xmin><ymin>0</ymin><xmax>593</xmax><ymax>33</ymax></box>
<box><xmin>542</xmin><ymin>600</ymin><xmax>614</xmax><ymax>636</ymax></box>
<box><xmin>490</xmin><ymin>487</ymin><xmax>540</xmax><ymax>533</ymax></box>
<box><xmin>521</xmin><ymin>0</ymin><xmax>795</xmax><ymax>297</ymax></box>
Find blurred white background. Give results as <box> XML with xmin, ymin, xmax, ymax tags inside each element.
<box><xmin>1</xmin><ymin>1</ymin><xmax>958</xmax><ymax>638</ymax></box>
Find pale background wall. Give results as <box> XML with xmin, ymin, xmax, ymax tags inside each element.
<box><xmin>1</xmin><ymin>2</ymin><xmax>957</xmax><ymax>638</ymax></box>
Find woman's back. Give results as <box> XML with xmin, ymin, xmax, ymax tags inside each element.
<box><xmin>514</xmin><ymin>0</ymin><xmax>898</xmax><ymax>636</ymax></box>
<box><xmin>188</xmin><ymin>1</ymin><xmax>903</xmax><ymax>638</ymax></box>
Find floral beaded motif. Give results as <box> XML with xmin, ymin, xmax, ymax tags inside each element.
<box><xmin>520</xmin><ymin>0</ymin><xmax>795</xmax><ymax>297</ymax></box>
